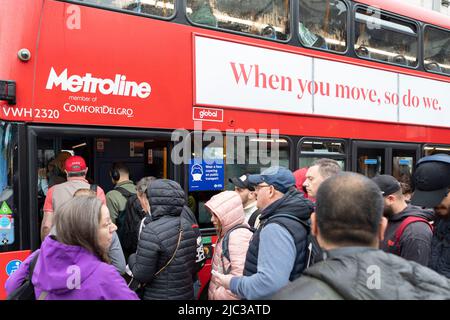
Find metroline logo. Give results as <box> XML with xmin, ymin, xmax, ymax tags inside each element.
<box><xmin>45</xmin><ymin>67</ymin><xmax>151</xmax><ymax>98</ymax></box>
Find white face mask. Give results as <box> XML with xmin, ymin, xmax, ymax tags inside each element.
<box><xmin>192</xmin><ymin>173</ymin><xmax>202</xmax><ymax>181</ymax></box>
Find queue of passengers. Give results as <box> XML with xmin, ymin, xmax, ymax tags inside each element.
<box><xmin>5</xmin><ymin>153</ymin><xmax>450</xmax><ymax>300</ymax></box>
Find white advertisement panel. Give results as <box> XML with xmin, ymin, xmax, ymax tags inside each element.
<box><xmin>313</xmin><ymin>59</ymin><xmax>398</xmax><ymax>123</ymax></box>
<box><xmin>399</xmin><ymin>75</ymin><xmax>449</xmax><ymax>128</ymax></box>
<box><xmin>195</xmin><ymin>36</ymin><xmax>313</xmax><ymax>114</ymax></box>
<box><xmin>194</xmin><ymin>35</ymin><xmax>450</xmax><ymax>128</ymax></box>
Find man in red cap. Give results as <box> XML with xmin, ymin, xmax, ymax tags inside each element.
<box><xmin>41</xmin><ymin>155</ymin><xmax>106</xmax><ymax>240</ymax></box>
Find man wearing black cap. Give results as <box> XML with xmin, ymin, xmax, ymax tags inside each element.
<box><xmin>372</xmin><ymin>174</ymin><xmax>433</xmax><ymax>266</ymax></box>
<box><xmin>411</xmin><ymin>154</ymin><xmax>450</xmax><ymax>277</ymax></box>
<box><xmin>213</xmin><ymin>166</ymin><xmax>314</xmax><ymax>299</ymax></box>
<box><xmin>229</xmin><ymin>174</ymin><xmax>260</xmax><ymax>228</ymax></box>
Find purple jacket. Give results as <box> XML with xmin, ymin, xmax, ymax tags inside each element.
<box><xmin>5</xmin><ymin>236</ymin><xmax>138</xmax><ymax>300</ymax></box>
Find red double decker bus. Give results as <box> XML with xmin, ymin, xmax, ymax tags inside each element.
<box><xmin>0</xmin><ymin>0</ymin><xmax>449</xmax><ymax>299</ymax></box>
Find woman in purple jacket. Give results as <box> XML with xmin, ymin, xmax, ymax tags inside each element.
<box><xmin>5</xmin><ymin>196</ymin><xmax>138</xmax><ymax>300</ymax></box>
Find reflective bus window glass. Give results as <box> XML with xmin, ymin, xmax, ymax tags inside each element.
<box><xmin>299</xmin><ymin>140</ymin><xmax>345</xmax><ymax>169</ymax></box>
<box><xmin>424</xmin><ymin>145</ymin><xmax>450</xmax><ymax>156</ymax></box>
<box><xmin>187</xmin><ymin>0</ymin><xmax>291</xmax><ymax>41</ymax></box>
<box><xmin>392</xmin><ymin>149</ymin><xmax>416</xmax><ymax>196</ymax></box>
<box><xmin>354</xmin><ymin>7</ymin><xmax>418</xmax><ymax>67</ymax></box>
<box><xmin>298</xmin><ymin>0</ymin><xmax>347</xmax><ymax>52</ymax></box>
<box><xmin>0</xmin><ymin>123</ymin><xmax>16</xmax><ymax>247</ymax></box>
<box><xmin>187</xmin><ymin>134</ymin><xmax>290</xmax><ymax>229</ymax></box>
<box><xmin>77</xmin><ymin>0</ymin><xmax>175</xmax><ymax>18</ymax></box>
<box><xmin>356</xmin><ymin>147</ymin><xmax>384</xmax><ymax>178</ymax></box>
<box><xmin>424</xmin><ymin>26</ymin><xmax>450</xmax><ymax>75</ymax></box>
<box><xmin>225</xmin><ymin>137</ymin><xmax>290</xmax><ymax>190</ymax></box>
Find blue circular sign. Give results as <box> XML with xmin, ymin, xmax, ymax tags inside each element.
<box><xmin>0</xmin><ymin>217</ymin><xmax>10</xmax><ymax>228</ymax></box>
<box><xmin>6</xmin><ymin>259</ymin><xmax>22</xmax><ymax>276</ymax></box>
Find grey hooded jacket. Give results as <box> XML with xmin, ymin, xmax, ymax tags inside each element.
<box><xmin>272</xmin><ymin>247</ymin><xmax>450</xmax><ymax>300</ymax></box>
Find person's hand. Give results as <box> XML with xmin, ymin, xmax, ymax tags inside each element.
<box><xmin>211</xmin><ymin>270</ymin><xmax>234</xmax><ymax>290</ymax></box>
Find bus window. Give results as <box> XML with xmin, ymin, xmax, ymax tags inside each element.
<box><xmin>0</xmin><ymin>123</ymin><xmax>16</xmax><ymax>247</ymax></box>
<box><xmin>186</xmin><ymin>0</ymin><xmax>291</xmax><ymax>41</ymax></box>
<box><xmin>225</xmin><ymin>136</ymin><xmax>290</xmax><ymax>190</ymax></box>
<box><xmin>356</xmin><ymin>147</ymin><xmax>384</xmax><ymax>178</ymax></box>
<box><xmin>77</xmin><ymin>0</ymin><xmax>176</xmax><ymax>18</ymax></box>
<box><xmin>354</xmin><ymin>7</ymin><xmax>418</xmax><ymax>67</ymax></box>
<box><xmin>424</xmin><ymin>26</ymin><xmax>450</xmax><ymax>75</ymax></box>
<box><xmin>187</xmin><ymin>133</ymin><xmax>290</xmax><ymax>229</ymax></box>
<box><xmin>424</xmin><ymin>145</ymin><xmax>450</xmax><ymax>156</ymax></box>
<box><xmin>298</xmin><ymin>139</ymin><xmax>346</xmax><ymax>169</ymax></box>
<box><xmin>298</xmin><ymin>0</ymin><xmax>347</xmax><ymax>52</ymax></box>
<box><xmin>392</xmin><ymin>149</ymin><xmax>416</xmax><ymax>191</ymax></box>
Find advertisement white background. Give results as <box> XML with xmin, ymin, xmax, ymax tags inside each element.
<box><xmin>314</xmin><ymin>59</ymin><xmax>398</xmax><ymax>122</ymax></box>
<box><xmin>194</xmin><ymin>36</ymin><xmax>449</xmax><ymax>128</ymax></box>
<box><xmin>195</xmin><ymin>36</ymin><xmax>313</xmax><ymax>114</ymax></box>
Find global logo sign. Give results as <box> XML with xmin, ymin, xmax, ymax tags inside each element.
<box><xmin>193</xmin><ymin>107</ymin><xmax>223</xmax><ymax>122</ymax></box>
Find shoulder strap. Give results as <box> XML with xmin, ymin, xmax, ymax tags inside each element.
<box><xmin>247</xmin><ymin>209</ymin><xmax>260</xmax><ymax>228</ymax></box>
<box><xmin>115</xmin><ymin>186</ymin><xmax>135</xmax><ymax>198</ymax></box>
<box><xmin>28</xmin><ymin>252</ymin><xmax>39</xmax><ymax>276</ymax></box>
<box><xmin>154</xmin><ymin>221</ymin><xmax>183</xmax><ymax>277</ymax></box>
<box><xmin>90</xmin><ymin>184</ymin><xmax>97</xmax><ymax>192</ymax></box>
<box><xmin>221</xmin><ymin>224</ymin><xmax>255</xmax><ymax>274</ymax></box>
<box><xmin>394</xmin><ymin>216</ymin><xmax>433</xmax><ymax>245</ymax></box>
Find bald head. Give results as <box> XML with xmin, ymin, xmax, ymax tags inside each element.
<box><xmin>315</xmin><ymin>172</ymin><xmax>384</xmax><ymax>247</ymax></box>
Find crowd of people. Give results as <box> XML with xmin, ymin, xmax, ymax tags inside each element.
<box><xmin>5</xmin><ymin>153</ymin><xmax>450</xmax><ymax>300</ymax></box>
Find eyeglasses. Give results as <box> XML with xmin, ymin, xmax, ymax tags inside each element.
<box><xmin>255</xmin><ymin>184</ymin><xmax>271</xmax><ymax>192</ymax></box>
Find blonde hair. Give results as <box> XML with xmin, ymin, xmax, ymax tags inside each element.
<box><xmin>54</xmin><ymin>196</ymin><xmax>110</xmax><ymax>263</ymax></box>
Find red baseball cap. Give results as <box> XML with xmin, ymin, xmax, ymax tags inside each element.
<box><xmin>65</xmin><ymin>155</ymin><xmax>87</xmax><ymax>172</ymax></box>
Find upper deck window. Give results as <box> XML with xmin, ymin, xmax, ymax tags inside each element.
<box><xmin>354</xmin><ymin>7</ymin><xmax>418</xmax><ymax>67</ymax></box>
<box><xmin>186</xmin><ymin>0</ymin><xmax>291</xmax><ymax>41</ymax></box>
<box><xmin>77</xmin><ymin>0</ymin><xmax>175</xmax><ymax>18</ymax></box>
<box><xmin>424</xmin><ymin>26</ymin><xmax>450</xmax><ymax>75</ymax></box>
<box><xmin>298</xmin><ymin>0</ymin><xmax>348</xmax><ymax>53</ymax></box>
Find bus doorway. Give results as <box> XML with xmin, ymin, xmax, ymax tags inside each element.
<box><xmin>30</xmin><ymin>126</ymin><xmax>175</xmax><ymax>248</ymax></box>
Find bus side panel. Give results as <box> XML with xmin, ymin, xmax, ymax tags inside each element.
<box><xmin>0</xmin><ymin>250</ymin><xmax>31</xmax><ymax>299</ymax></box>
<box><xmin>0</xmin><ymin>0</ymin><xmax>42</xmax><ymax>112</ymax></box>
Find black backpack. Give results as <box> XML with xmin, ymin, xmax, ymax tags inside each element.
<box><xmin>221</xmin><ymin>224</ymin><xmax>255</xmax><ymax>274</ymax></box>
<box><xmin>7</xmin><ymin>253</ymin><xmax>39</xmax><ymax>300</ymax></box>
<box><xmin>121</xmin><ymin>194</ymin><xmax>149</xmax><ymax>258</ymax></box>
<box><xmin>181</xmin><ymin>206</ymin><xmax>207</xmax><ymax>274</ymax></box>
<box><xmin>114</xmin><ymin>186</ymin><xmax>136</xmax><ymax>240</ymax></box>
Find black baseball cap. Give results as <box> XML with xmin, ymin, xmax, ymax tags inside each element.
<box><xmin>411</xmin><ymin>160</ymin><xmax>450</xmax><ymax>208</ymax></box>
<box><xmin>229</xmin><ymin>174</ymin><xmax>255</xmax><ymax>191</ymax></box>
<box><xmin>371</xmin><ymin>175</ymin><xmax>401</xmax><ymax>196</ymax></box>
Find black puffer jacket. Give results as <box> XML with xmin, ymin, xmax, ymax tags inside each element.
<box><xmin>272</xmin><ymin>247</ymin><xmax>450</xmax><ymax>300</ymax></box>
<box><xmin>128</xmin><ymin>180</ymin><xmax>197</xmax><ymax>300</ymax></box>
<box><xmin>430</xmin><ymin>216</ymin><xmax>450</xmax><ymax>278</ymax></box>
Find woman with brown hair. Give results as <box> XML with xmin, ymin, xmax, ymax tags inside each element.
<box><xmin>6</xmin><ymin>196</ymin><xmax>138</xmax><ymax>300</ymax></box>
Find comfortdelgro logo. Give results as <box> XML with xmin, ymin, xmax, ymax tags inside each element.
<box><xmin>45</xmin><ymin>67</ymin><xmax>151</xmax><ymax>98</ymax></box>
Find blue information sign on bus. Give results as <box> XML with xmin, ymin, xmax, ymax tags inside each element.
<box><xmin>189</xmin><ymin>159</ymin><xmax>224</xmax><ymax>192</ymax></box>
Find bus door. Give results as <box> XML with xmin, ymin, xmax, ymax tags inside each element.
<box><xmin>352</xmin><ymin>141</ymin><xmax>420</xmax><ymax>184</ymax></box>
<box><xmin>0</xmin><ymin>123</ymin><xmax>31</xmax><ymax>300</ymax></box>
